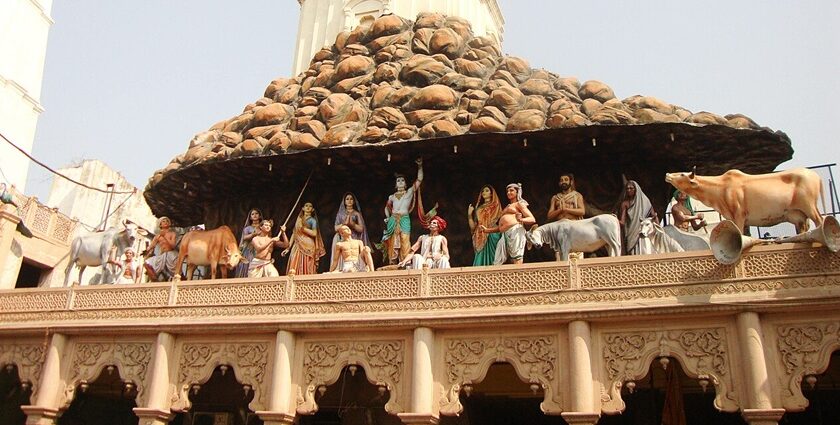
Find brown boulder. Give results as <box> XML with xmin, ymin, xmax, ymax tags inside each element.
<box><xmin>189</xmin><ymin>130</ymin><xmax>219</xmax><ymax>148</ymax></box>
<box><xmin>725</xmin><ymin>114</ymin><xmax>759</xmax><ymax>129</ymax></box>
<box><xmin>300</xmin><ymin>87</ymin><xmax>332</xmax><ymax>107</ymax></box>
<box><xmin>274</xmin><ymin>84</ymin><xmax>302</xmax><ymax>104</ymax></box>
<box><xmin>469</xmin><ymin>116</ymin><xmax>506</xmax><ymax>133</ymax></box>
<box><xmin>400</xmin><ymin>54</ymin><xmax>454</xmax><ymax>87</ymax></box>
<box><xmin>312</xmin><ymin>68</ymin><xmax>336</xmax><ymax>89</ymax></box>
<box><xmin>580</xmin><ymin>98</ymin><xmax>603</xmax><ymax>117</ymax></box>
<box><xmin>360</xmin><ymin>126</ymin><xmax>388</xmax><ymax>143</ymax></box>
<box><xmin>322</xmin><ymin>122</ymin><xmax>362</xmax><ymax>147</ymax></box>
<box><xmin>579</xmin><ymin>80</ymin><xmax>616</xmax><ymax>102</ymax></box>
<box><xmin>371</xmin><ymin>84</ymin><xmax>416</xmax><ymax>109</ymax></box>
<box><xmin>389</xmin><ymin>124</ymin><xmax>417</xmax><ymax>140</ymax></box>
<box><xmin>444</xmin><ymin>16</ymin><xmax>473</xmax><ymax>40</ymax></box>
<box><xmin>334</xmin><ymin>55</ymin><xmax>374</xmax><ymax>81</ymax></box>
<box><xmin>634</xmin><ymin>109</ymin><xmax>681</xmax><ymax>124</ymax></box>
<box><xmin>623</xmin><ymin>95</ymin><xmax>673</xmax><ymax>115</ymax></box>
<box><xmin>368</xmin><ymin>32</ymin><xmax>412</xmax><ymax>54</ymax></box>
<box><xmin>184</xmin><ymin>142</ymin><xmax>214</xmax><ymax>164</ymax></box>
<box><xmin>404</xmin><ymin>109</ymin><xmax>455</xmax><ymax>126</ymax></box>
<box><xmin>438</xmin><ymin>72</ymin><xmax>484</xmax><ymax>91</ymax></box>
<box><xmin>370</xmin><ymin>107</ymin><xmax>408</xmax><ymax>128</ymax></box>
<box><xmin>299</xmin><ymin>120</ymin><xmax>326</xmax><ymax>140</ymax></box>
<box><xmin>523</xmin><ymin>96</ymin><xmax>550</xmax><ymax>113</ymax></box>
<box><xmin>220</xmin><ymin>132</ymin><xmax>243</xmax><ymax>147</ymax></box>
<box><xmin>519</xmin><ymin>79</ymin><xmax>553</xmax><ymax>96</ymax></box>
<box><xmin>404</xmin><ymin>84</ymin><xmax>458</xmax><ymax>111</ymax></box>
<box><xmin>266</xmin><ymin>131</ymin><xmax>291</xmax><ymax>153</ymax></box>
<box><xmin>318</xmin><ymin>93</ymin><xmax>369</xmax><ymax>128</ymax></box>
<box><xmin>253</xmin><ymin>103</ymin><xmax>294</xmax><ymax>126</ymax></box>
<box><xmin>419</xmin><ymin>119</ymin><xmax>462</xmax><ymax>138</ymax></box>
<box><xmin>288</xmin><ymin>131</ymin><xmax>321</xmax><ymax>151</ymax></box>
<box><xmin>411</xmin><ymin>28</ymin><xmax>436</xmax><ymax>55</ymax></box>
<box><xmin>245</xmin><ymin>125</ymin><xmax>283</xmax><ymax>140</ymax></box>
<box><xmin>311</xmin><ymin>48</ymin><xmax>335</xmax><ymax>63</ymax></box>
<box><xmin>454</xmin><ymin>58</ymin><xmax>491</xmax><ymax>79</ymax></box>
<box><xmin>506</xmin><ymin>109</ymin><xmax>546</xmax><ymax>131</ymax></box>
<box><xmin>222</xmin><ymin>113</ymin><xmax>254</xmax><ymax>133</ymax></box>
<box><xmin>429</xmin><ymin>27</ymin><xmax>465</xmax><ymax>59</ymax></box>
<box><xmin>685</xmin><ymin>111</ymin><xmax>729</xmax><ymax>126</ymax></box>
<box><xmin>498</xmin><ymin>56</ymin><xmax>531</xmax><ymax>83</ymax></box>
<box><xmin>414</xmin><ymin>12</ymin><xmax>445</xmax><ymax>30</ymax></box>
<box><xmin>264</xmin><ymin>78</ymin><xmax>297</xmax><ymax>99</ymax></box>
<box><xmin>490</xmin><ymin>69</ymin><xmax>519</xmax><ymax>88</ymax></box>
<box><xmin>487</xmin><ymin>86</ymin><xmax>525</xmax><ymax>117</ymax></box>
<box><xmin>332</xmin><ymin>74</ymin><xmax>373</xmax><ymax>94</ymax></box>
<box><xmin>373</xmin><ymin>62</ymin><xmax>402</xmax><ymax>83</ymax></box>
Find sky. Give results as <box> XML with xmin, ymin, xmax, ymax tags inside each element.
<box><xmin>24</xmin><ymin>0</ymin><xmax>840</xmax><ymax>201</ymax></box>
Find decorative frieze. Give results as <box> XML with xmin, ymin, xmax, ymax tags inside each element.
<box><xmin>173</xmin><ymin>342</ymin><xmax>269</xmax><ymax>412</ymax></box>
<box><xmin>61</xmin><ymin>342</ymin><xmax>152</xmax><ymax>408</ymax></box>
<box><xmin>601</xmin><ymin>328</ymin><xmax>738</xmax><ymax>414</ymax></box>
<box><xmin>296</xmin><ymin>340</ymin><xmax>404</xmax><ymax>415</ymax></box>
<box><xmin>0</xmin><ymin>342</ymin><xmax>45</xmax><ymax>398</ymax></box>
<box><xmin>440</xmin><ymin>335</ymin><xmax>561</xmax><ymax>416</ymax></box>
<box><xmin>775</xmin><ymin>321</ymin><xmax>840</xmax><ymax>411</ymax></box>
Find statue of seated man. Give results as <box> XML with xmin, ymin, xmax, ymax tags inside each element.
<box><xmin>143</xmin><ymin>217</ymin><xmax>178</xmax><ymax>281</ymax></box>
<box><xmin>331</xmin><ymin>224</ymin><xmax>374</xmax><ymax>273</ymax></box>
<box><xmin>398</xmin><ymin>216</ymin><xmax>450</xmax><ymax>269</ymax></box>
<box><xmin>248</xmin><ymin>220</ymin><xmax>289</xmax><ymax>278</ymax></box>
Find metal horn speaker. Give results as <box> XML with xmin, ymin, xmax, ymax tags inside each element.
<box><xmin>709</xmin><ymin>220</ymin><xmax>769</xmax><ymax>265</ymax></box>
<box><xmin>777</xmin><ymin>215</ymin><xmax>840</xmax><ymax>253</ymax></box>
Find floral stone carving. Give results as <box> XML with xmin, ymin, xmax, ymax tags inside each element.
<box><xmin>601</xmin><ymin>328</ymin><xmax>738</xmax><ymax>414</ymax></box>
<box><xmin>776</xmin><ymin>321</ymin><xmax>840</xmax><ymax>411</ymax></box>
<box><xmin>61</xmin><ymin>342</ymin><xmax>152</xmax><ymax>408</ymax></box>
<box><xmin>0</xmin><ymin>342</ymin><xmax>45</xmax><ymax>399</ymax></box>
<box><xmin>440</xmin><ymin>335</ymin><xmax>561</xmax><ymax>416</ymax></box>
<box><xmin>173</xmin><ymin>342</ymin><xmax>269</xmax><ymax>412</ymax></box>
<box><xmin>296</xmin><ymin>340</ymin><xmax>404</xmax><ymax>415</ymax></box>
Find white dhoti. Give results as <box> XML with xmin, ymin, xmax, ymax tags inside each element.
<box><xmin>248</xmin><ymin>258</ymin><xmax>279</xmax><ymax>278</ymax></box>
<box><xmin>145</xmin><ymin>251</ymin><xmax>177</xmax><ymax>276</ymax></box>
<box><xmin>494</xmin><ymin>224</ymin><xmax>526</xmax><ymax>265</ymax></box>
<box><xmin>409</xmin><ymin>235</ymin><xmax>450</xmax><ymax>269</ymax></box>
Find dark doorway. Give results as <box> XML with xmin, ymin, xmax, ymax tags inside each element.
<box><xmin>299</xmin><ymin>365</ymin><xmax>400</xmax><ymax>425</ymax></box>
<box><xmin>169</xmin><ymin>365</ymin><xmax>262</xmax><ymax>425</ymax></box>
<box><xmin>781</xmin><ymin>351</ymin><xmax>840</xmax><ymax>424</ymax></box>
<box><xmin>440</xmin><ymin>362</ymin><xmax>567</xmax><ymax>425</ymax></box>
<box><xmin>15</xmin><ymin>260</ymin><xmax>47</xmax><ymax>288</ymax></box>
<box><xmin>57</xmin><ymin>365</ymin><xmax>139</xmax><ymax>425</ymax></box>
<box><xmin>597</xmin><ymin>357</ymin><xmax>745</xmax><ymax>425</ymax></box>
<box><xmin>0</xmin><ymin>364</ymin><xmax>32</xmax><ymax>425</ymax></box>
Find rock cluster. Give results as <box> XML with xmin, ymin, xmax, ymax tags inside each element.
<box><xmin>149</xmin><ymin>12</ymin><xmax>764</xmax><ymax>187</ymax></box>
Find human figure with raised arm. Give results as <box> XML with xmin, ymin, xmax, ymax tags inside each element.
<box><xmin>248</xmin><ymin>220</ymin><xmax>289</xmax><ymax>278</ymax></box>
<box><xmin>143</xmin><ymin>216</ymin><xmax>178</xmax><ymax>281</ymax></box>
<box><xmin>382</xmin><ymin>158</ymin><xmax>423</xmax><ymax>265</ymax></box>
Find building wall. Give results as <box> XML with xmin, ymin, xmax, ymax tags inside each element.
<box><xmin>292</xmin><ymin>0</ymin><xmax>504</xmax><ymax>75</ymax></box>
<box><xmin>0</xmin><ymin>0</ymin><xmax>53</xmax><ymax>192</ymax></box>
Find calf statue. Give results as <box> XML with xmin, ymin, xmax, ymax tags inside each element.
<box><xmin>175</xmin><ymin>225</ymin><xmax>243</xmax><ymax>280</ymax></box>
<box><xmin>64</xmin><ymin>220</ymin><xmax>147</xmax><ymax>286</ymax></box>
<box><xmin>525</xmin><ymin>215</ymin><xmax>622</xmax><ymax>261</ymax></box>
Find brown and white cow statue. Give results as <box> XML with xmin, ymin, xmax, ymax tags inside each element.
<box><xmin>175</xmin><ymin>225</ymin><xmax>243</xmax><ymax>280</ymax></box>
<box><xmin>665</xmin><ymin>167</ymin><xmax>824</xmax><ymax>234</ymax></box>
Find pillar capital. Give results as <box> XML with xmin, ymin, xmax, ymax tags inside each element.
<box><xmin>560</xmin><ymin>412</ymin><xmax>601</xmax><ymax>425</ymax></box>
<box><xmin>256</xmin><ymin>411</ymin><xmax>296</xmax><ymax>425</ymax></box>
<box><xmin>741</xmin><ymin>408</ymin><xmax>785</xmax><ymax>425</ymax></box>
<box><xmin>397</xmin><ymin>412</ymin><xmax>440</xmax><ymax>425</ymax></box>
<box><xmin>132</xmin><ymin>407</ymin><xmax>174</xmax><ymax>425</ymax></box>
<box><xmin>21</xmin><ymin>406</ymin><xmax>59</xmax><ymax>425</ymax></box>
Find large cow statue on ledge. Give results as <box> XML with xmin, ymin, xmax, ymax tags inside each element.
<box><xmin>665</xmin><ymin>167</ymin><xmax>824</xmax><ymax>233</ymax></box>
<box><xmin>64</xmin><ymin>220</ymin><xmax>147</xmax><ymax>286</ymax></box>
<box><xmin>175</xmin><ymin>225</ymin><xmax>243</xmax><ymax>280</ymax></box>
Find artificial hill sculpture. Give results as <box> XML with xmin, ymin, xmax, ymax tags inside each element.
<box><xmin>144</xmin><ymin>12</ymin><xmax>792</xmax><ymax>267</ymax></box>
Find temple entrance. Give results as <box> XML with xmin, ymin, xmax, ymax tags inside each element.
<box><xmin>0</xmin><ymin>364</ymin><xmax>32</xmax><ymax>425</ymax></box>
<box><xmin>598</xmin><ymin>357</ymin><xmax>744</xmax><ymax>425</ymax></box>
<box><xmin>169</xmin><ymin>365</ymin><xmax>261</xmax><ymax>425</ymax></box>
<box><xmin>57</xmin><ymin>365</ymin><xmax>139</xmax><ymax>425</ymax></box>
<box><xmin>300</xmin><ymin>365</ymin><xmax>400</xmax><ymax>425</ymax></box>
<box><xmin>440</xmin><ymin>363</ymin><xmax>567</xmax><ymax>425</ymax></box>
<box><xmin>781</xmin><ymin>351</ymin><xmax>840</xmax><ymax>424</ymax></box>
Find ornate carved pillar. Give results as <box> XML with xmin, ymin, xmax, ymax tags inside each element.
<box><xmin>398</xmin><ymin>327</ymin><xmax>438</xmax><ymax>425</ymax></box>
<box><xmin>736</xmin><ymin>312</ymin><xmax>784</xmax><ymax>425</ymax></box>
<box><xmin>134</xmin><ymin>332</ymin><xmax>175</xmax><ymax>425</ymax></box>
<box><xmin>257</xmin><ymin>330</ymin><xmax>296</xmax><ymax>425</ymax></box>
<box><xmin>561</xmin><ymin>321</ymin><xmax>599</xmax><ymax>425</ymax></box>
<box><xmin>21</xmin><ymin>333</ymin><xmax>68</xmax><ymax>425</ymax></box>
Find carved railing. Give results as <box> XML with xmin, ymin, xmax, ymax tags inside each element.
<box><xmin>16</xmin><ymin>194</ymin><xmax>78</xmax><ymax>245</ymax></box>
<box><xmin>0</xmin><ymin>245</ymin><xmax>837</xmax><ymax>325</ymax></box>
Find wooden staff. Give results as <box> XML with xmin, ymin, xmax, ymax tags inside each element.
<box><xmin>279</xmin><ymin>170</ymin><xmax>314</xmax><ymax>255</ymax></box>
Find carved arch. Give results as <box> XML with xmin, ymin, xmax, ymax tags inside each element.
<box><xmin>439</xmin><ymin>335</ymin><xmax>562</xmax><ymax>416</ymax></box>
<box><xmin>775</xmin><ymin>321</ymin><xmax>840</xmax><ymax>411</ymax></box>
<box><xmin>600</xmin><ymin>328</ymin><xmax>739</xmax><ymax>414</ymax></box>
<box><xmin>296</xmin><ymin>340</ymin><xmax>404</xmax><ymax>415</ymax></box>
<box><xmin>172</xmin><ymin>342</ymin><xmax>270</xmax><ymax>412</ymax></box>
<box><xmin>59</xmin><ymin>342</ymin><xmax>153</xmax><ymax>409</ymax></box>
<box><xmin>0</xmin><ymin>343</ymin><xmax>45</xmax><ymax>399</ymax></box>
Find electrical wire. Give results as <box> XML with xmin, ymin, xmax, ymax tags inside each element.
<box><xmin>0</xmin><ymin>131</ymin><xmax>136</xmax><ymax>194</ymax></box>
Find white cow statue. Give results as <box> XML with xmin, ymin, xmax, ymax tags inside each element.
<box><xmin>526</xmin><ymin>215</ymin><xmax>622</xmax><ymax>261</ymax></box>
<box><xmin>637</xmin><ymin>218</ymin><xmax>685</xmax><ymax>255</ymax></box>
<box><xmin>63</xmin><ymin>220</ymin><xmax>147</xmax><ymax>286</ymax></box>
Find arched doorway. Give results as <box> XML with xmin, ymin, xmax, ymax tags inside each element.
<box><xmin>57</xmin><ymin>365</ymin><xmax>139</xmax><ymax>425</ymax></box>
<box><xmin>440</xmin><ymin>362</ymin><xmax>567</xmax><ymax>425</ymax></box>
<box><xmin>300</xmin><ymin>365</ymin><xmax>400</xmax><ymax>425</ymax></box>
<box><xmin>0</xmin><ymin>364</ymin><xmax>32</xmax><ymax>425</ymax></box>
<box><xmin>781</xmin><ymin>351</ymin><xmax>840</xmax><ymax>424</ymax></box>
<box><xmin>170</xmin><ymin>364</ymin><xmax>261</xmax><ymax>425</ymax></box>
<box><xmin>598</xmin><ymin>357</ymin><xmax>744</xmax><ymax>425</ymax></box>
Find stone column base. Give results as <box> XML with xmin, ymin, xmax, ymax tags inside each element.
<box><xmin>21</xmin><ymin>406</ymin><xmax>60</xmax><ymax>425</ymax></box>
<box><xmin>255</xmin><ymin>411</ymin><xmax>296</xmax><ymax>425</ymax></box>
<box><xmin>397</xmin><ymin>413</ymin><xmax>440</xmax><ymax>425</ymax></box>
<box><xmin>742</xmin><ymin>408</ymin><xmax>785</xmax><ymax>425</ymax></box>
<box><xmin>133</xmin><ymin>407</ymin><xmax>174</xmax><ymax>425</ymax></box>
<box><xmin>560</xmin><ymin>412</ymin><xmax>601</xmax><ymax>425</ymax></box>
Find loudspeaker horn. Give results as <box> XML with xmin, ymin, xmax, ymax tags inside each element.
<box><xmin>776</xmin><ymin>216</ymin><xmax>840</xmax><ymax>253</ymax></box>
<box><xmin>709</xmin><ymin>220</ymin><xmax>771</xmax><ymax>265</ymax></box>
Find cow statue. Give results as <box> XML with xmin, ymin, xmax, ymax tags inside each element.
<box><xmin>175</xmin><ymin>225</ymin><xmax>243</xmax><ymax>280</ymax></box>
<box><xmin>637</xmin><ymin>218</ymin><xmax>684</xmax><ymax>255</ymax></box>
<box><xmin>662</xmin><ymin>225</ymin><xmax>712</xmax><ymax>252</ymax></box>
<box><xmin>64</xmin><ymin>220</ymin><xmax>147</xmax><ymax>286</ymax></box>
<box><xmin>665</xmin><ymin>167</ymin><xmax>824</xmax><ymax>234</ymax></box>
<box><xmin>525</xmin><ymin>215</ymin><xmax>622</xmax><ymax>261</ymax></box>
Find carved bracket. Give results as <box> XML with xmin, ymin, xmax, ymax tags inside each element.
<box><xmin>0</xmin><ymin>343</ymin><xmax>45</xmax><ymax>399</ymax></box>
<box><xmin>296</xmin><ymin>340</ymin><xmax>404</xmax><ymax>415</ymax></box>
<box><xmin>600</xmin><ymin>328</ymin><xmax>738</xmax><ymax>414</ymax></box>
<box><xmin>439</xmin><ymin>336</ymin><xmax>561</xmax><ymax>416</ymax></box>
<box><xmin>776</xmin><ymin>322</ymin><xmax>840</xmax><ymax>411</ymax></box>
<box><xmin>172</xmin><ymin>342</ymin><xmax>269</xmax><ymax>413</ymax></box>
<box><xmin>60</xmin><ymin>342</ymin><xmax>152</xmax><ymax>409</ymax></box>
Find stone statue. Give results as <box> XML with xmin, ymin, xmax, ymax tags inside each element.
<box><xmin>618</xmin><ymin>181</ymin><xmax>658</xmax><ymax>255</ymax></box>
<box><xmin>481</xmin><ymin>183</ymin><xmax>536</xmax><ymax>265</ymax></box>
<box><xmin>547</xmin><ymin>172</ymin><xmax>586</xmax><ymax>222</ymax></box>
<box><xmin>398</xmin><ymin>216</ymin><xmax>450</xmax><ymax>269</ymax></box>
<box><xmin>143</xmin><ymin>216</ymin><xmax>178</xmax><ymax>281</ymax></box>
<box><xmin>468</xmin><ymin>185</ymin><xmax>502</xmax><ymax>266</ymax></box>
<box><xmin>330</xmin><ymin>192</ymin><xmax>371</xmax><ymax>272</ymax></box>
<box><xmin>671</xmin><ymin>190</ymin><xmax>707</xmax><ymax>232</ymax></box>
<box><xmin>235</xmin><ymin>208</ymin><xmax>263</xmax><ymax>278</ymax></box>
<box><xmin>249</xmin><ymin>220</ymin><xmax>289</xmax><ymax>278</ymax></box>
<box><xmin>114</xmin><ymin>247</ymin><xmax>142</xmax><ymax>284</ymax></box>
<box><xmin>282</xmin><ymin>202</ymin><xmax>326</xmax><ymax>275</ymax></box>
<box><xmin>330</xmin><ymin>224</ymin><xmax>374</xmax><ymax>273</ymax></box>
<box><xmin>382</xmin><ymin>158</ymin><xmax>423</xmax><ymax>264</ymax></box>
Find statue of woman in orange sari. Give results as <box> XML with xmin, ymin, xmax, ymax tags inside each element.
<box><xmin>282</xmin><ymin>202</ymin><xmax>325</xmax><ymax>275</ymax></box>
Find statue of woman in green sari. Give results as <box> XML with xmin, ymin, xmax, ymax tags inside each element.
<box><xmin>467</xmin><ymin>185</ymin><xmax>502</xmax><ymax>266</ymax></box>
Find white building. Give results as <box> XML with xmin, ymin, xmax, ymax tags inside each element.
<box><xmin>292</xmin><ymin>0</ymin><xmax>504</xmax><ymax>75</ymax></box>
<box><xmin>0</xmin><ymin>0</ymin><xmax>53</xmax><ymax>193</ymax></box>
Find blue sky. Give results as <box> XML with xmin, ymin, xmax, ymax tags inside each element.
<box><xmin>26</xmin><ymin>1</ymin><xmax>840</xmax><ymax>199</ymax></box>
